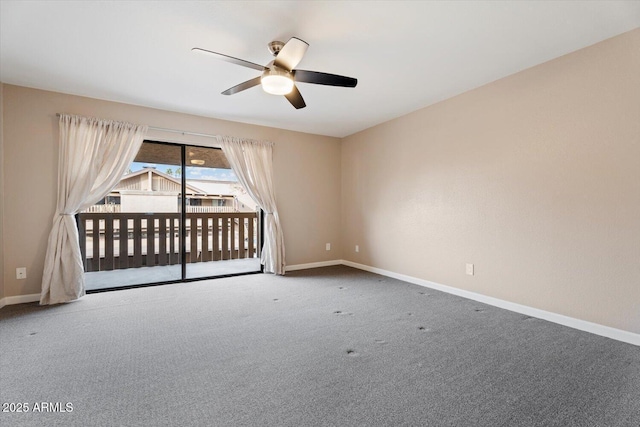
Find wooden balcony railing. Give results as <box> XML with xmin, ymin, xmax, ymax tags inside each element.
<box><xmin>77</xmin><ymin>212</ymin><xmax>260</xmax><ymax>272</ymax></box>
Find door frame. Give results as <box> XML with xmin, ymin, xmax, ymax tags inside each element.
<box><xmin>82</xmin><ymin>139</ymin><xmax>263</xmax><ymax>294</ymax></box>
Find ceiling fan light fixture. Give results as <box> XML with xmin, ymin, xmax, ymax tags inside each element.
<box><xmin>261</xmin><ymin>68</ymin><xmax>294</xmax><ymax>95</ymax></box>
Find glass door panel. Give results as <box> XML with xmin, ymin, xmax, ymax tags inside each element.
<box><xmin>82</xmin><ymin>141</ymin><xmax>183</xmax><ymax>290</ymax></box>
<box><xmin>184</xmin><ymin>145</ymin><xmax>261</xmax><ymax>279</ymax></box>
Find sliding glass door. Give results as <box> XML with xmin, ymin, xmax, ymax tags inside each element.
<box><xmin>80</xmin><ymin>140</ymin><xmax>261</xmax><ymax>291</ymax></box>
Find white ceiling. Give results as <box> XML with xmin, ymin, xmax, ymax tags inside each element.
<box><xmin>1</xmin><ymin>1</ymin><xmax>639</xmax><ymax>138</ymax></box>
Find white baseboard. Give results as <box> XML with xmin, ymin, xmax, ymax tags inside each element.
<box><xmin>341</xmin><ymin>260</ymin><xmax>640</xmax><ymax>347</ymax></box>
<box><xmin>286</xmin><ymin>260</ymin><xmax>342</xmax><ymax>272</ymax></box>
<box><xmin>0</xmin><ymin>293</ymin><xmax>41</xmax><ymax>308</ymax></box>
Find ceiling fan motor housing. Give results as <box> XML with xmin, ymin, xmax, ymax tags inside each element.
<box><xmin>268</xmin><ymin>41</ymin><xmax>285</xmax><ymax>56</ymax></box>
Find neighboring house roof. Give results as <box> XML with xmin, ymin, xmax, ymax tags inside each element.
<box><xmin>106</xmin><ymin>168</ymin><xmax>257</xmax><ymax>210</ymax></box>
<box><xmin>187</xmin><ymin>179</ymin><xmax>258</xmax><ymax>210</ymax></box>
<box><xmin>112</xmin><ymin>168</ymin><xmax>256</xmax><ymax>209</ymax></box>
<box><xmin>117</xmin><ymin>167</ymin><xmax>206</xmax><ymax>195</ymax></box>
<box><xmin>185</xmin><ymin>180</ymin><xmax>237</xmax><ymax>196</ymax></box>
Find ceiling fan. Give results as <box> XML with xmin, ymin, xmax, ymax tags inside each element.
<box><xmin>192</xmin><ymin>37</ymin><xmax>357</xmax><ymax>109</ymax></box>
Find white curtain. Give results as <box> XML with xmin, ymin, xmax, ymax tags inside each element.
<box><xmin>218</xmin><ymin>136</ymin><xmax>286</xmax><ymax>274</ymax></box>
<box><xmin>40</xmin><ymin>114</ymin><xmax>147</xmax><ymax>304</ymax></box>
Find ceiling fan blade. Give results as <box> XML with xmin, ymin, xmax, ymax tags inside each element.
<box><xmin>284</xmin><ymin>85</ymin><xmax>306</xmax><ymax>109</ymax></box>
<box><xmin>221</xmin><ymin>77</ymin><xmax>262</xmax><ymax>95</ymax></box>
<box><xmin>273</xmin><ymin>37</ymin><xmax>309</xmax><ymax>71</ymax></box>
<box><xmin>192</xmin><ymin>47</ymin><xmax>265</xmax><ymax>72</ymax></box>
<box><xmin>293</xmin><ymin>70</ymin><xmax>357</xmax><ymax>87</ymax></box>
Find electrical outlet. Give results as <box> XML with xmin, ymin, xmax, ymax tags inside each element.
<box><xmin>16</xmin><ymin>267</ymin><xmax>27</xmax><ymax>280</ymax></box>
<box><xmin>326</xmin><ymin>243</ymin><xmax>331</xmax><ymax>251</ymax></box>
<box><xmin>466</xmin><ymin>263</ymin><xmax>474</xmax><ymax>276</ymax></box>
<box><xmin>355</xmin><ymin>245</ymin><xmax>359</xmax><ymax>253</ymax></box>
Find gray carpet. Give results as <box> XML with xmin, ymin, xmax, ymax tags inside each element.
<box><xmin>1</xmin><ymin>266</ymin><xmax>638</xmax><ymax>427</ymax></box>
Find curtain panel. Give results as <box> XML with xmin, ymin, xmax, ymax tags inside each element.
<box><xmin>218</xmin><ymin>136</ymin><xmax>286</xmax><ymax>275</ymax></box>
<box><xmin>40</xmin><ymin>114</ymin><xmax>147</xmax><ymax>304</ymax></box>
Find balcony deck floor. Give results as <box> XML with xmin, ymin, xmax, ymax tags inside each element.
<box><xmin>85</xmin><ymin>258</ymin><xmax>261</xmax><ymax>291</ymax></box>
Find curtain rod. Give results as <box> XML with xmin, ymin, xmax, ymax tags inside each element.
<box><xmin>55</xmin><ymin>114</ymin><xmax>221</xmax><ymax>139</ymax></box>
<box><xmin>147</xmin><ymin>126</ymin><xmax>221</xmax><ymax>139</ymax></box>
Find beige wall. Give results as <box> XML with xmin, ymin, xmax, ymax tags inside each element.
<box><xmin>0</xmin><ymin>83</ymin><xmax>4</xmax><ymax>301</ymax></box>
<box><xmin>1</xmin><ymin>85</ymin><xmax>342</xmax><ymax>298</ymax></box>
<box><xmin>341</xmin><ymin>29</ymin><xmax>640</xmax><ymax>334</ymax></box>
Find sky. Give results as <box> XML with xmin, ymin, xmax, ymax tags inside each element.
<box><xmin>129</xmin><ymin>162</ymin><xmax>238</xmax><ymax>182</ymax></box>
